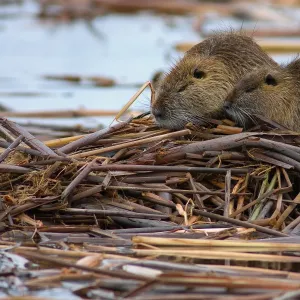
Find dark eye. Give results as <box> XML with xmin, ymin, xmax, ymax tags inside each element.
<box><xmin>193</xmin><ymin>69</ymin><xmax>205</xmax><ymax>79</ymax></box>
<box><xmin>178</xmin><ymin>84</ymin><xmax>188</xmax><ymax>92</ymax></box>
<box><xmin>265</xmin><ymin>74</ymin><xmax>277</xmax><ymax>86</ymax></box>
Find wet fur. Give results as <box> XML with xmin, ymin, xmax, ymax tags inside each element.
<box><xmin>151</xmin><ymin>31</ymin><xmax>278</xmax><ymax>129</ymax></box>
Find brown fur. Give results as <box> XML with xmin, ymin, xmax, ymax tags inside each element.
<box><xmin>224</xmin><ymin>58</ymin><xmax>300</xmax><ymax>131</ymax></box>
<box><xmin>151</xmin><ymin>31</ymin><xmax>278</xmax><ymax>130</ymax></box>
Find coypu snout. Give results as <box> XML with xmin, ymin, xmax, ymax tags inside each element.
<box><xmin>222</xmin><ymin>90</ymin><xmax>251</xmax><ymax>129</ymax></box>
<box><xmin>151</xmin><ymin>105</ymin><xmax>167</xmax><ymax>124</ymax></box>
<box><xmin>223</xmin><ymin>100</ymin><xmax>236</xmax><ymax>123</ymax></box>
<box><xmin>151</xmin><ymin>89</ymin><xmax>198</xmax><ymax>130</ymax></box>
<box><xmin>223</xmin><ymin>101</ymin><xmax>232</xmax><ymax>111</ymax></box>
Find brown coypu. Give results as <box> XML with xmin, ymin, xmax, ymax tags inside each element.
<box><xmin>224</xmin><ymin>58</ymin><xmax>300</xmax><ymax>131</ymax></box>
<box><xmin>151</xmin><ymin>31</ymin><xmax>278</xmax><ymax>130</ymax></box>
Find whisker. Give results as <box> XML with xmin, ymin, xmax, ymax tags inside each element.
<box><xmin>235</xmin><ymin>109</ymin><xmax>245</xmax><ymax>128</ymax></box>
<box><xmin>239</xmin><ymin>107</ymin><xmax>258</xmax><ymax>127</ymax></box>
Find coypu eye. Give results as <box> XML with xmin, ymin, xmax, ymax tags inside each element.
<box><xmin>193</xmin><ymin>69</ymin><xmax>205</xmax><ymax>79</ymax></box>
<box><xmin>265</xmin><ymin>74</ymin><xmax>277</xmax><ymax>86</ymax></box>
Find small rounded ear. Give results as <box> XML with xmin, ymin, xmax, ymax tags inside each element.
<box><xmin>151</xmin><ymin>71</ymin><xmax>164</xmax><ymax>90</ymax></box>
<box><xmin>265</xmin><ymin>74</ymin><xmax>277</xmax><ymax>86</ymax></box>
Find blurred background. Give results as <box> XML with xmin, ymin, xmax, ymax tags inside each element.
<box><xmin>1</xmin><ymin>0</ymin><xmax>300</xmax><ymax>135</ymax></box>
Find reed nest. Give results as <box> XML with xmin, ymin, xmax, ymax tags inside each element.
<box><xmin>1</xmin><ymin>109</ymin><xmax>300</xmax><ymax>299</ymax></box>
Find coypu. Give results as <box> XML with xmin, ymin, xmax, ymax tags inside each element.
<box><xmin>223</xmin><ymin>58</ymin><xmax>300</xmax><ymax>131</ymax></box>
<box><xmin>151</xmin><ymin>31</ymin><xmax>278</xmax><ymax>130</ymax></box>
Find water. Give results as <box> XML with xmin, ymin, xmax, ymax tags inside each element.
<box><xmin>0</xmin><ymin>1</ymin><xmax>200</xmax><ymax>127</ymax></box>
<box><xmin>0</xmin><ymin>1</ymin><xmax>296</xmax><ymax>128</ymax></box>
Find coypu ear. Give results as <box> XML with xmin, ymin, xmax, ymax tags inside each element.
<box><xmin>151</xmin><ymin>71</ymin><xmax>164</xmax><ymax>91</ymax></box>
<box><xmin>265</xmin><ymin>74</ymin><xmax>277</xmax><ymax>86</ymax></box>
<box><xmin>193</xmin><ymin>69</ymin><xmax>205</xmax><ymax>79</ymax></box>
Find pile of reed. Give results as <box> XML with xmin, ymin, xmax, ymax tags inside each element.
<box><xmin>1</xmin><ymin>100</ymin><xmax>300</xmax><ymax>298</ymax></box>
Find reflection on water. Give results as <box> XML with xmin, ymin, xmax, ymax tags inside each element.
<box><xmin>0</xmin><ymin>0</ymin><xmax>295</xmax><ymax>127</ymax></box>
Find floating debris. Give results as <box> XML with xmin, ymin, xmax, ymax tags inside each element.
<box><xmin>43</xmin><ymin>74</ymin><xmax>142</xmax><ymax>88</ymax></box>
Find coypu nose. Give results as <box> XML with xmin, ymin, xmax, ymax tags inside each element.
<box><xmin>152</xmin><ymin>106</ymin><xmax>165</xmax><ymax>120</ymax></box>
<box><xmin>223</xmin><ymin>101</ymin><xmax>232</xmax><ymax>110</ymax></box>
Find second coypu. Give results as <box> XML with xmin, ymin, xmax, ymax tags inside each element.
<box><xmin>224</xmin><ymin>58</ymin><xmax>300</xmax><ymax>131</ymax></box>
<box><xmin>151</xmin><ymin>31</ymin><xmax>278</xmax><ymax>130</ymax></box>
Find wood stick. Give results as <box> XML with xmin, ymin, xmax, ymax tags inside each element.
<box><xmin>132</xmin><ymin>236</ymin><xmax>299</xmax><ymax>249</ymax></box>
<box><xmin>0</xmin><ymin>117</ymin><xmax>59</xmax><ymax>157</ymax></box>
<box><xmin>59</xmin><ymin>121</ymin><xmax>129</xmax><ymax>154</ymax></box>
<box><xmin>94</xmin><ymin>164</ymin><xmax>249</xmax><ymax>174</ymax></box>
<box><xmin>0</xmin><ymin>135</ymin><xmax>24</xmax><ymax>163</ymax></box>
<box><xmin>72</xmin><ymin>129</ymin><xmax>191</xmax><ymax>158</ymax></box>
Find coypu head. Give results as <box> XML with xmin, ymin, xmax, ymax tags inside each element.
<box><xmin>151</xmin><ymin>56</ymin><xmax>231</xmax><ymax>129</ymax></box>
<box><xmin>224</xmin><ymin>59</ymin><xmax>300</xmax><ymax>130</ymax></box>
<box><xmin>151</xmin><ymin>31</ymin><xmax>277</xmax><ymax>130</ymax></box>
